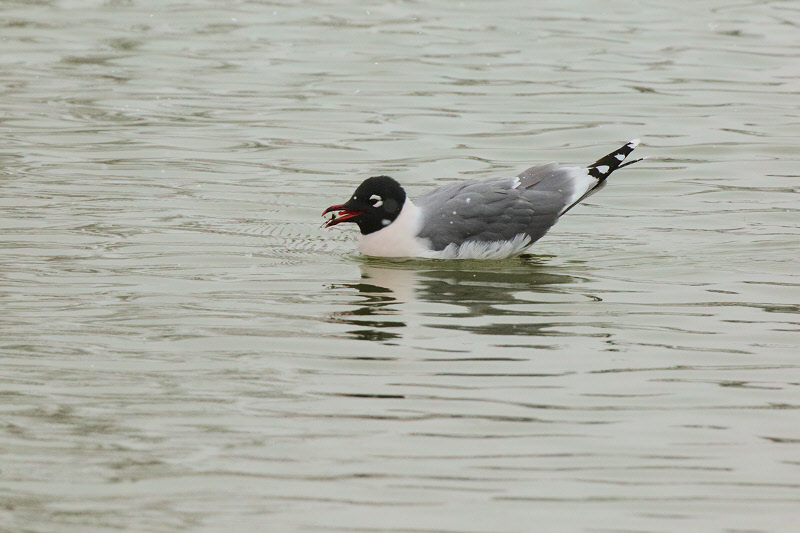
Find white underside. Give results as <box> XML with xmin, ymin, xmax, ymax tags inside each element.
<box><xmin>357</xmin><ymin>199</ymin><xmax>534</xmax><ymax>260</ymax></box>
<box><xmin>423</xmin><ymin>233</ymin><xmax>533</xmax><ymax>260</ymax></box>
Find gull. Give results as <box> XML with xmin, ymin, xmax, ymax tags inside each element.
<box><xmin>323</xmin><ymin>140</ymin><xmax>642</xmax><ymax>259</ymax></box>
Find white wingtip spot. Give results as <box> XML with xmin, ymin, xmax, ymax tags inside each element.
<box><xmin>615</xmin><ymin>153</ymin><xmax>625</xmax><ymax>161</ymax></box>
<box><xmin>596</xmin><ymin>165</ymin><xmax>610</xmax><ymax>174</ymax></box>
<box><xmin>628</xmin><ymin>138</ymin><xmax>640</xmax><ymax>148</ymax></box>
<box><xmin>512</xmin><ymin>177</ymin><xmax>521</xmax><ymax>189</ymax></box>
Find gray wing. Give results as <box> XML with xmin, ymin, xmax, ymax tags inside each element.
<box><xmin>415</xmin><ymin>168</ymin><xmax>587</xmax><ymax>251</ymax></box>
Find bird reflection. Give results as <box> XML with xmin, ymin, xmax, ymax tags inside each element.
<box><xmin>328</xmin><ymin>255</ymin><xmax>586</xmax><ymax>342</ymax></box>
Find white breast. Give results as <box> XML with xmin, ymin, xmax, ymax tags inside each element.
<box><xmin>358</xmin><ymin>199</ymin><xmax>429</xmax><ymax>257</ymax></box>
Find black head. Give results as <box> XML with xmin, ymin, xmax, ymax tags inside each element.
<box><xmin>322</xmin><ymin>175</ymin><xmax>407</xmax><ymax>235</ymax></box>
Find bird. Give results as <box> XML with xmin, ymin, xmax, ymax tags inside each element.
<box><xmin>322</xmin><ymin>140</ymin><xmax>643</xmax><ymax>259</ymax></box>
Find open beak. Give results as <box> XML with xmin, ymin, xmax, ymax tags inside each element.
<box><xmin>322</xmin><ymin>203</ymin><xmax>364</xmax><ymax>228</ymax></box>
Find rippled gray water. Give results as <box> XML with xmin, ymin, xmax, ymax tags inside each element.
<box><xmin>2</xmin><ymin>1</ymin><xmax>799</xmax><ymax>532</ymax></box>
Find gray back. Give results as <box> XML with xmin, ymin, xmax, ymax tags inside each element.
<box><xmin>415</xmin><ymin>165</ymin><xmax>583</xmax><ymax>251</ymax></box>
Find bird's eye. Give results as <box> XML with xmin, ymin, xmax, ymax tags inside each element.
<box><xmin>369</xmin><ymin>194</ymin><xmax>383</xmax><ymax>208</ymax></box>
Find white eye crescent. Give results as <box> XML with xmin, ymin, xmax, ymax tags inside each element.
<box><xmin>369</xmin><ymin>194</ymin><xmax>383</xmax><ymax>208</ymax></box>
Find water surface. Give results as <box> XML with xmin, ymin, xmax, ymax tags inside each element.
<box><xmin>1</xmin><ymin>1</ymin><xmax>799</xmax><ymax>532</ymax></box>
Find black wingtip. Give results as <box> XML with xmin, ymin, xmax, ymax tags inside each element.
<box><xmin>587</xmin><ymin>139</ymin><xmax>641</xmax><ymax>181</ymax></box>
